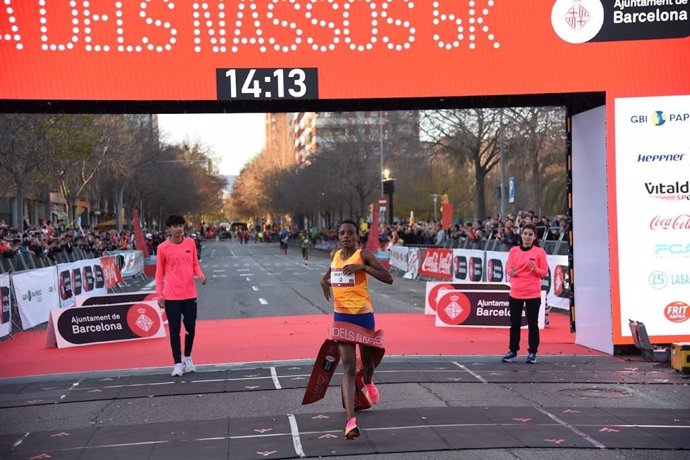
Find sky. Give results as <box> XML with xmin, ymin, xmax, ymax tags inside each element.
<box><xmin>156</xmin><ymin>113</ymin><xmax>266</xmax><ymax>176</ymax></box>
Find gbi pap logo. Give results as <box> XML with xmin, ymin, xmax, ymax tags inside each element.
<box><xmin>630</xmin><ymin>111</ymin><xmax>690</xmax><ymax>125</ymax></box>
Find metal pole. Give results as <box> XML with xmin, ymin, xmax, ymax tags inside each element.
<box><xmin>431</xmin><ymin>194</ymin><xmax>439</xmax><ymax>221</ymax></box>
<box><xmin>498</xmin><ymin>108</ymin><xmax>506</xmax><ymax>220</ymax></box>
<box><xmin>379</xmin><ymin>111</ymin><xmax>384</xmax><ymax>196</ymax></box>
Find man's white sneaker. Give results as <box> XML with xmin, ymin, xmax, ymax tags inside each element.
<box><xmin>183</xmin><ymin>356</ymin><xmax>196</xmax><ymax>373</ymax></box>
<box><xmin>171</xmin><ymin>363</ymin><xmax>184</xmax><ymax>377</ymax></box>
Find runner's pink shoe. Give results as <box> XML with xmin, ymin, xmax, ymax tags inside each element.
<box><xmin>365</xmin><ymin>383</ymin><xmax>379</xmax><ymax>404</ymax></box>
<box><xmin>344</xmin><ymin>417</ymin><xmax>360</xmax><ymax>439</ymax></box>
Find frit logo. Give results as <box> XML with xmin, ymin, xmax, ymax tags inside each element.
<box><xmin>664</xmin><ymin>301</ymin><xmax>689</xmax><ymax>323</ymax></box>
<box><xmin>644</xmin><ymin>181</ymin><xmax>690</xmax><ymax>201</ymax></box>
<box><xmin>649</xmin><ymin>215</ymin><xmax>690</xmax><ymax>230</ymax></box>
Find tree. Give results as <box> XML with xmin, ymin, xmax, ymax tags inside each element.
<box><xmin>421</xmin><ymin>108</ymin><xmax>501</xmax><ymax>220</ymax></box>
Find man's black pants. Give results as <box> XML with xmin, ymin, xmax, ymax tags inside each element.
<box><xmin>165</xmin><ymin>298</ymin><xmax>197</xmax><ymax>364</ymax></box>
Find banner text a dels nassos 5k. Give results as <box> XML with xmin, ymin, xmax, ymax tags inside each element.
<box><xmin>1</xmin><ymin>1</ymin><xmax>688</xmax><ymax>101</ymax></box>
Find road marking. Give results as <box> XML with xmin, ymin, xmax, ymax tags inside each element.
<box><xmin>212</xmin><ymin>269</ymin><xmax>225</xmax><ymax>272</ymax></box>
<box><xmin>452</xmin><ymin>362</ymin><xmax>488</xmax><ymax>383</ymax></box>
<box><xmin>259</xmin><ymin>298</ymin><xmax>268</xmax><ymax>305</ymax></box>
<box><xmin>238</xmin><ymin>268</ymin><xmax>250</xmax><ymax>271</ymax></box>
<box><xmin>246</xmin><ymin>277</ymin><xmax>252</xmax><ymax>281</ymax></box>
<box><xmin>270</xmin><ymin>367</ymin><xmax>282</xmax><ymax>389</ymax></box>
<box><xmin>533</xmin><ymin>406</ymin><xmax>606</xmax><ymax>449</ymax></box>
<box><xmin>252</xmin><ymin>286</ymin><xmax>259</xmax><ymax>291</ymax></box>
<box><xmin>287</xmin><ymin>414</ymin><xmax>306</xmax><ymax>458</ymax></box>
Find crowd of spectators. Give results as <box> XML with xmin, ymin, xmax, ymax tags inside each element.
<box><xmin>0</xmin><ymin>219</ymin><xmax>167</xmax><ymax>264</ymax></box>
<box><xmin>305</xmin><ymin>210</ymin><xmax>571</xmax><ymax>252</ymax></box>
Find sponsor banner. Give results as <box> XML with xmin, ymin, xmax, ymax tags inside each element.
<box><xmin>419</xmin><ymin>248</ymin><xmax>453</xmax><ymax>280</ymax></box>
<box><xmin>547</xmin><ymin>255</ymin><xmax>570</xmax><ymax>311</ymax></box>
<box><xmin>403</xmin><ymin>247</ymin><xmax>420</xmax><ymax>280</ymax></box>
<box><xmin>435</xmin><ymin>289</ymin><xmax>545</xmax><ymax>329</ymax></box>
<box><xmin>105</xmin><ymin>250</ymin><xmax>144</xmax><ymax>278</ymax></box>
<box><xmin>75</xmin><ymin>291</ymin><xmax>166</xmax><ymax>324</ymax></box>
<box><xmin>389</xmin><ymin>245</ymin><xmax>409</xmax><ymax>273</ymax></box>
<box><xmin>2</xmin><ymin>2</ymin><xmax>688</xmax><ymax>102</ymax></box>
<box><xmin>452</xmin><ymin>249</ymin><xmax>485</xmax><ymax>283</ymax></box>
<box><xmin>100</xmin><ymin>255</ymin><xmax>123</xmax><ymax>289</ymax></box>
<box><xmin>485</xmin><ymin>251</ymin><xmax>509</xmax><ymax>283</ymax></box>
<box><xmin>76</xmin><ymin>291</ymin><xmax>158</xmax><ymax>308</ymax></box>
<box><xmin>12</xmin><ymin>266</ymin><xmax>59</xmax><ymax>330</ymax></box>
<box><xmin>614</xmin><ymin>95</ymin><xmax>690</xmax><ymax>342</ymax></box>
<box><xmin>0</xmin><ymin>274</ymin><xmax>11</xmax><ymax>338</ymax></box>
<box><xmin>425</xmin><ymin>281</ymin><xmax>510</xmax><ymax>315</ymax></box>
<box><xmin>56</xmin><ymin>258</ymin><xmax>107</xmax><ymax>308</ymax></box>
<box><xmin>45</xmin><ymin>300</ymin><xmax>165</xmax><ymax>348</ymax></box>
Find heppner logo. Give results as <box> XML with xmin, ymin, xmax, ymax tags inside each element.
<box><xmin>637</xmin><ymin>153</ymin><xmax>686</xmax><ymax>163</ymax></box>
<box><xmin>644</xmin><ymin>181</ymin><xmax>690</xmax><ymax>201</ymax></box>
<box><xmin>630</xmin><ymin>111</ymin><xmax>689</xmax><ymax>125</ymax></box>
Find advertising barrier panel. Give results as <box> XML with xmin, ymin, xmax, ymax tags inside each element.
<box><xmin>105</xmin><ymin>250</ymin><xmax>144</xmax><ymax>278</ymax></box>
<box><xmin>12</xmin><ymin>266</ymin><xmax>59</xmax><ymax>330</ymax></box>
<box><xmin>389</xmin><ymin>245</ymin><xmax>409</xmax><ymax>273</ymax></box>
<box><xmin>403</xmin><ymin>247</ymin><xmax>420</xmax><ymax>280</ymax></box>
<box><xmin>425</xmin><ymin>281</ymin><xmax>510</xmax><ymax>316</ymax></box>
<box><xmin>57</xmin><ymin>258</ymin><xmax>108</xmax><ymax>308</ymax></box>
<box><xmin>419</xmin><ymin>248</ymin><xmax>453</xmax><ymax>280</ymax></box>
<box><xmin>0</xmin><ymin>274</ymin><xmax>12</xmax><ymax>338</ymax></box>
<box><xmin>100</xmin><ymin>255</ymin><xmax>123</xmax><ymax>289</ymax></box>
<box><xmin>435</xmin><ymin>287</ymin><xmax>545</xmax><ymax>329</ymax></box>
<box><xmin>452</xmin><ymin>249</ymin><xmax>486</xmax><ymax>283</ymax></box>
<box><xmin>45</xmin><ymin>300</ymin><xmax>165</xmax><ymax>348</ymax></box>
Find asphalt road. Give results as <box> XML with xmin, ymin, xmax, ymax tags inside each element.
<box><xmin>195</xmin><ymin>240</ymin><xmax>425</xmax><ymax>319</ymax></box>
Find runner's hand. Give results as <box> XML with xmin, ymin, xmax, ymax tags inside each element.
<box><xmin>158</xmin><ymin>298</ymin><xmax>165</xmax><ymax>309</ymax></box>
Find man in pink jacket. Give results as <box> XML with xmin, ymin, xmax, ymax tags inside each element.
<box><xmin>502</xmin><ymin>223</ymin><xmax>548</xmax><ymax>364</ymax></box>
<box><xmin>156</xmin><ymin>215</ymin><xmax>207</xmax><ymax>377</ymax></box>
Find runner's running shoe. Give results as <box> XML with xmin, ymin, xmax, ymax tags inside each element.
<box><xmin>525</xmin><ymin>353</ymin><xmax>537</xmax><ymax>364</ymax></box>
<box><xmin>344</xmin><ymin>417</ymin><xmax>360</xmax><ymax>439</ymax></box>
<box><xmin>365</xmin><ymin>383</ymin><xmax>380</xmax><ymax>405</ymax></box>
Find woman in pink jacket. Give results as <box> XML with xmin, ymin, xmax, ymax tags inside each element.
<box><xmin>502</xmin><ymin>223</ymin><xmax>548</xmax><ymax>364</ymax></box>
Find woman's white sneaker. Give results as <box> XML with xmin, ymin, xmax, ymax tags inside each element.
<box><xmin>183</xmin><ymin>356</ymin><xmax>196</xmax><ymax>373</ymax></box>
<box><xmin>171</xmin><ymin>363</ymin><xmax>184</xmax><ymax>377</ymax></box>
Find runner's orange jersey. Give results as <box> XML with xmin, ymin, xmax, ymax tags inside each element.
<box><xmin>330</xmin><ymin>249</ymin><xmax>373</xmax><ymax>315</ymax></box>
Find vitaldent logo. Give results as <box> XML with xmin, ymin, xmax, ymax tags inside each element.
<box><xmin>551</xmin><ymin>0</ymin><xmax>604</xmax><ymax>44</ymax></box>
<box><xmin>644</xmin><ymin>181</ymin><xmax>690</xmax><ymax>201</ymax></box>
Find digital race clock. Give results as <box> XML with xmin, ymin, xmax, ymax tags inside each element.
<box><xmin>216</xmin><ymin>68</ymin><xmax>318</xmax><ymax>100</ymax></box>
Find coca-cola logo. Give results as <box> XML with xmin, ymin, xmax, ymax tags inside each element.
<box><xmin>649</xmin><ymin>215</ymin><xmax>690</xmax><ymax>230</ymax></box>
<box><xmin>421</xmin><ymin>250</ymin><xmax>453</xmax><ymax>275</ymax></box>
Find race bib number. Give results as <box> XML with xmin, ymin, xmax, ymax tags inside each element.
<box><xmin>331</xmin><ymin>268</ymin><xmax>355</xmax><ymax>287</ymax></box>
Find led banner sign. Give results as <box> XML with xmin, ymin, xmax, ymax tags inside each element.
<box><xmin>1</xmin><ymin>1</ymin><xmax>688</xmax><ymax>101</ymax></box>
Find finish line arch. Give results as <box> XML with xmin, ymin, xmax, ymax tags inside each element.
<box><xmin>2</xmin><ymin>0</ymin><xmax>688</xmax><ymax>353</ymax></box>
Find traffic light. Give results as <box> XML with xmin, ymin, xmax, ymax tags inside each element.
<box><xmin>383</xmin><ymin>179</ymin><xmax>395</xmax><ymax>195</ymax></box>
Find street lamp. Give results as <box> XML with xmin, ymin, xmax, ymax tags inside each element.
<box><xmin>430</xmin><ymin>194</ymin><xmax>440</xmax><ymax>222</ymax></box>
<box><xmin>382</xmin><ymin>169</ymin><xmax>395</xmax><ymax>225</ymax></box>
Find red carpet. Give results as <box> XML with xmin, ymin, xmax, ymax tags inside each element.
<box><xmin>0</xmin><ymin>311</ymin><xmax>603</xmax><ymax>379</ymax></box>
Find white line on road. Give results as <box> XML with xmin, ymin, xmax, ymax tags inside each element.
<box><xmin>252</xmin><ymin>286</ymin><xmax>259</xmax><ymax>291</ymax></box>
<box><xmin>452</xmin><ymin>362</ymin><xmax>488</xmax><ymax>383</ymax></box>
<box><xmin>287</xmin><ymin>414</ymin><xmax>306</xmax><ymax>458</ymax></box>
<box><xmin>270</xmin><ymin>367</ymin><xmax>282</xmax><ymax>389</ymax></box>
<box><xmin>259</xmin><ymin>298</ymin><xmax>268</xmax><ymax>305</ymax></box>
<box><xmin>246</xmin><ymin>277</ymin><xmax>252</xmax><ymax>281</ymax></box>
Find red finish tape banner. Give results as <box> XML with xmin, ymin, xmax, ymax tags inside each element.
<box><xmin>302</xmin><ymin>321</ymin><xmax>384</xmax><ymax>406</ymax></box>
<box><xmin>1</xmin><ymin>1</ymin><xmax>688</xmax><ymax>101</ymax></box>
